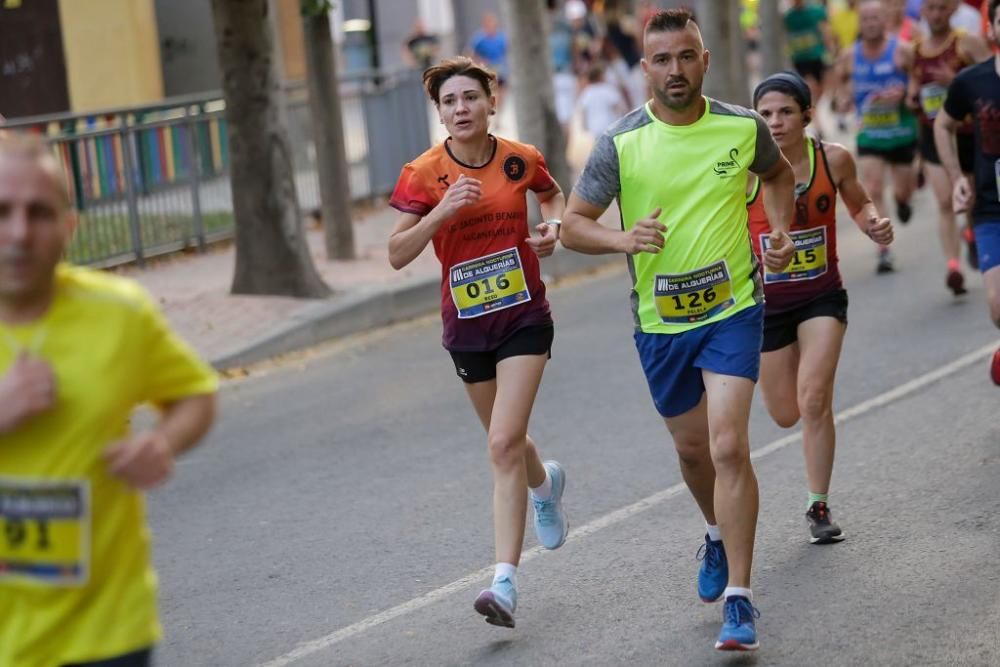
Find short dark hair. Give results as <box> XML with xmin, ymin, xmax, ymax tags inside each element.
<box><xmin>422</xmin><ymin>56</ymin><xmax>496</xmax><ymax>105</ymax></box>
<box><xmin>990</xmin><ymin>0</ymin><xmax>999</xmax><ymax>24</ymax></box>
<box><xmin>645</xmin><ymin>7</ymin><xmax>697</xmax><ymax>36</ymax></box>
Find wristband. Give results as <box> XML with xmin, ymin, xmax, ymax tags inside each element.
<box><xmin>545</xmin><ymin>219</ymin><xmax>561</xmax><ymax>226</ymax></box>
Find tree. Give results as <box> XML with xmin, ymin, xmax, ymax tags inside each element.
<box><xmin>696</xmin><ymin>0</ymin><xmax>749</xmax><ymax>106</ymax></box>
<box><xmin>499</xmin><ymin>0</ymin><xmax>572</xmax><ymax>193</ymax></box>
<box><xmin>301</xmin><ymin>0</ymin><xmax>356</xmax><ymax>260</ymax></box>
<box><xmin>211</xmin><ymin>0</ymin><xmax>331</xmax><ymax>297</ymax></box>
<box><xmin>759</xmin><ymin>0</ymin><xmax>786</xmax><ymax>78</ymax></box>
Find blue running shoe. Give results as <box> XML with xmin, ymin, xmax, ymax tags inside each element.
<box><xmin>696</xmin><ymin>534</ymin><xmax>728</xmax><ymax>603</ymax></box>
<box><xmin>715</xmin><ymin>596</ymin><xmax>760</xmax><ymax>651</ymax></box>
<box><xmin>474</xmin><ymin>576</ymin><xmax>517</xmax><ymax>628</ymax></box>
<box><xmin>532</xmin><ymin>461</ymin><xmax>569</xmax><ymax>549</ymax></box>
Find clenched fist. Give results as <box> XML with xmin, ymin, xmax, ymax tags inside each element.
<box><xmin>0</xmin><ymin>352</ymin><xmax>57</xmax><ymax>433</ymax></box>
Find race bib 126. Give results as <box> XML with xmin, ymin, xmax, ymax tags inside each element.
<box><xmin>0</xmin><ymin>478</ymin><xmax>90</xmax><ymax>587</ymax></box>
<box><xmin>449</xmin><ymin>248</ymin><xmax>532</xmax><ymax>319</ymax></box>
<box><xmin>654</xmin><ymin>259</ymin><xmax>735</xmax><ymax>324</ymax></box>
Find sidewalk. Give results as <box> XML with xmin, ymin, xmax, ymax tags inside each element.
<box><xmin>115</xmin><ymin>196</ymin><xmax>620</xmax><ymax>370</ymax></box>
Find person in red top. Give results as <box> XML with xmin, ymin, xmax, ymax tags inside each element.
<box><xmin>909</xmin><ymin>0</ymin><xmax>992</xmax><ymax>294</ymax></box>
<box><xmin>747</xmin><ymin>72</ymin><xmax>894</xmax><ymax>545</ymax></box>
<box><xmin>388</xmin><ymin>57</ymin><xmax>568</xmax><ymax>630</ymax></box>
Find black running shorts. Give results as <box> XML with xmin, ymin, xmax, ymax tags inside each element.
<box><xmin>449</xmin><ymin>324</ymin><xmax>554</xmax><ymax>383</ymax></box>
<box><xmin>762</xmin><ymin>289</ymin><xmax>848</xmax><ymax>353</ymax></box>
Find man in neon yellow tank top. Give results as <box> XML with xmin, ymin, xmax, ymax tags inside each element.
<box><xmin>0</xmin><ymin>134</ymin><xmax>218</xmax><ymax>667</ymax></box>
<box><xmin>562</xmin><ymin>9</ymin><xmax>797</xmax><ymax>652</ymax></box>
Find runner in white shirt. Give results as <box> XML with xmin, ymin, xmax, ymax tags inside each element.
<box><xmin>576</xmin><ymin>62</ymin><xmax>628</xmax><ymax>137</ymax></box>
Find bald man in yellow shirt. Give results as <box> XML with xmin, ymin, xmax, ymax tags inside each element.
<box><xmin>0</xmin><ymin>134</ymin><xmax>218</xmax><ymax>667</ymax></box>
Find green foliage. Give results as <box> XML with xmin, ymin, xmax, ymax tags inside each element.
<box><xmin>300</xmin><ymin>0</ymin><xmax>333</xmax><ymax>17</ymax></box>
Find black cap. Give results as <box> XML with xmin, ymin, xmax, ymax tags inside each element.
<box><xmin>753</xmin><ymin>71</ymin><xmax>812</xmax><ymax>111</ymax></box>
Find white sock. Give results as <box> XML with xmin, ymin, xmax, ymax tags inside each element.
<box><xmin>705</xmin><ymin>523</ymin><xmax>722</xmax><ymax>541</ymax></box>
<box><xmin>529</xmin><ymin>469</ymin><xmax>553</xmax><ymax>501</ymax></box>
<box><xmin>494</xmin><ymin>562</ymin><xmax>517</xmax><ymax>583</ymax></box>
<box><xmin>724</xmin><ymin>586</ymin><xmax>752</xmax><ymax>602</ymax></box>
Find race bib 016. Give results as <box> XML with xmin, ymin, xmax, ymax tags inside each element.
<box><xmin>654</xmin><ymin>259</ymin><xmax>735</xmax><ymax>324</ymax></box>
<box><xmin>762</xmin><ymin>227</ymin><xmax>828</xmax><ymax>283</ymax></box>
<box><xmin>0</xmin><ymin>478</ymin><xmax>90</xmax><ymax>587</ymax></box>
<box><xmin>449</xmin><ymin>248</ymin><xmax>531</xmax><ymax>319</ymax></box>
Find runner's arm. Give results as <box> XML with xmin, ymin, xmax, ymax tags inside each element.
<box><xmin>826</xmin><ymin>142</ymin><xmax>887</xmax><ymax>237</ymax></box>
<box><xmin>561</xmin><ymin>194</ymin><xmax>621</xmax><ymax>254</ymax></box>
<box><xmin>755</xmin><ymin>155</ymin><xmax>795</xmax><ymax>235</ymax></box>
<box><xmin>834</xmin><ymin>49</ymin><xmax>854</xmax><ymax>112</ymax></box>
<box><xmin>537</xmin><ymin>185</ymin><xmax>566</xmax><ymax>241</ymax></box>
<box><xmin>959</xmin><ymin>33</ymin><xmax>992</xmax><ymax>65</ymax></box>
<box><xmin>388</xmin><ymin>174</ymin><xmax>481</xmax><ymax>269</ymax></box>
<box><xmin>933</xmin><ymin>109</ymin><xmax>965</xmax><ymax>184</ymax></box>
<box><xmin>155</xmin><ymin>393</ymin><xmax>217</xmax><ymax>458</ymax></box>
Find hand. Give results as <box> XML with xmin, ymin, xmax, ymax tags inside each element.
<box><xmin>104</xmin><ymin>431</ymin><xmax>175</xmax><ymax>490</ymax></box>
<box><xmin>0</xmin><ymin>352</ymin><xmax>56</xmax><ymax>432</ymax></box>
<box><xmin>866</xmin><ymin>214</ymin><xmax>894</xmax><ymax>245</ymax></box>
<box><xmin>764</xmin><ymin>229</ymin><xmax>795</xmax><ymax>272</ymax></box>
<box><xmin>526</xmin><ymin>222</ymin><xmax>558</xmax><ymax>258</ymax></box>
<box><xmin>952</xmin><ymin>175</ymin><xmax>974</xmax><ymax>214</ymax></box>
<box><xmin>436</xmin><ymin>174</ymin><xmax>481</xmax><ymax>219</ymax></box>
<box><xmin>620</xmin><ymin>207</ymin><xmax>666</xmax><ymax>255</ymax></box>
<box><xmin>875</xmin><ymin>86</ymin><xmax>905</xmax><ymax>105</ymax></box>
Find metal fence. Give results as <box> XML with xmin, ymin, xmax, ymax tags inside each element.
<box><xmin>0</xmin><ymin>68</ymin><xmax>431</xmax><ymax>268</ymax></box>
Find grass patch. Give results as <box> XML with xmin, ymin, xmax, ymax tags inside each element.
<box><xmin>67</xmin><ymin>211</ymin><xmax>234</xmax><ymax>266</ymax></box>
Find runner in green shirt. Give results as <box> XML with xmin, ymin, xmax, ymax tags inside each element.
<box><xmin>562</xmin><ymin>8</ymin><xmax>796</xmax><ymax>653</ymax></box>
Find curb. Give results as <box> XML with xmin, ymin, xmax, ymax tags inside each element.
<box><xmin>210</xmin><ymin>248</ymin><xmax>623</xmax><ymax>370</ymax></box>
<box><xmin>211</xmin><ymin>247</ymin><xmax>622</xmax><ymax>371</ymax></box>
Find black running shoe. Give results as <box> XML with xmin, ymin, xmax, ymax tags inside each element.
<box><xmin>806</xmin><ymin>501</ymin><xmax>845</xmax><ymax>544</ymax></box>
<box><xmin>896</xmin><ymin>199</ymin><xmax>912</xmax><ymax>224</ymax></box>
<box><xmin>946</xmin><ymin>269</ymin><xmax>967</xmax><ymax>296</ymax></box>
<box><xmin>876</xmin><ymin>250</ymin><xmax>894</xmax><ymax>274</ymax></box>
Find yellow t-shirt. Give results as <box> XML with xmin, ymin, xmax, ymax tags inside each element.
<box><xmin>830</xmin><ymin>7</ymin><xmax>859</xmax><ymax>50</ymax></box>
<box><xmin>0</xmin><ymin>264</ymin><xmax>218</xmax><ymax>667</ymax></box>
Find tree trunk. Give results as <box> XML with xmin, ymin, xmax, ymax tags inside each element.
<box><xmin>760</xmin><ymin>0</ymin><xmax>786</xmax><ymax>78</ymax></box>
<box><xmin>697</xmin><ymin>0</ymin><xmax>749</xmax><ymax>106</ymax></box>
<box><xmin>302</xmin><ymin>8</ymin><xmax>356</xmax><ymax>260</ymax></box>
<box><xmin>499</xmin><ymin>0</ymin><xmax>572</xmax><ymax>194</ymax></box>
<box><xmin>211</xmin><ymin>0</ymin><xmax>331</xmax><ymax>297</ymax></box>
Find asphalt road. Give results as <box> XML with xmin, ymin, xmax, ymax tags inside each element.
<box><xmin>149</xmin><ymin>186</ymin><xmax>1000</xmax><ymax>667</ymax></box>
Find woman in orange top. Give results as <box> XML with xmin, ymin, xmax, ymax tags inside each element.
<box><xmin>747</xmin><ymin>72</ymin><xmax>894</xmax><ymax>545</ymax></box>
<box><xmin>388</xmin><ymin>57</ymin><xmax>568</xmax><ymax>629</ymax></box>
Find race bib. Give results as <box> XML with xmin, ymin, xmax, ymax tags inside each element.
<box><xmin>449</xmin><ymin>248</ymin><xmax>531</xmax><ymax>319</ymax></box>
<box><xmin>788</xmin><ymin>31</ymin><xmax>820</xmax><ymax>54</ymax></box>
<box><xmin>919</xmin><ymin>84</ymin><xmax>947</xmax><ymax>119</ymax></box>
<box><xmin>762</xmin><ymin>227</ymin><xmax>828</xmax><ymax>283</ymax></box>
<box><xmin>0</xmin><ymin>478</ymin><xmax>89</xmax><ymax>587</ymax></box>
<box><xmin>654</xmin><ymin>260</ymin><xmax>735</xmax><ymax>324</ymax></box>
<box><xmin>861</xmin><ymin>101</ymin><xmax>901</xmax><ymax>130</ymax></box>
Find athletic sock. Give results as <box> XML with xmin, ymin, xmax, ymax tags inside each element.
<box><xmin>808</xmin><ymin>492</ymin><xmax>829</xmax><ymax>510</ymax></box>
<box><xmin>706</xmin><ymin>523</ymin><xmax>722</xmax><ymax>542</ymax></box>
<box><xmin>529</xmin><ymin>468</ymin><xmax>552</xmax><ymax>501</ymax></box>
<box><xmin>494</xmin><ymin>562</ymin><xmax>517</xmax><ymax>584</ymax></box>
<box><xmin>724</xmin><ymin>586</ymin><xmax>753</xmax><ymax>602</ymax></box>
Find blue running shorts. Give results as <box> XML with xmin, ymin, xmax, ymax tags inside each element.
<box><xmin>634</xmin><ymin>305</ymin><xmax>764</xmax><ymax>418</ymax></box>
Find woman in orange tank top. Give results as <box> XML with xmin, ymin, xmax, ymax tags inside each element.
<box><xmin>747</xmin><ymin>73</ymin><xmax>894</xmax><ymax>545</ymax></box>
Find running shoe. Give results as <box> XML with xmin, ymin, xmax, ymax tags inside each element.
<box><xmin>806</xmin><ymin>501</ymin><xmax>845</xmax><ymax>544</ymax></box>
<box><xmin>696</xmin><ymin>535</ymin><xmax>728</xmax><ymax>602</ymax></box>
<box><xmin>715</xmin><ymin>596</ymin><xmax>760</xmax><ymax>651</ymax></box>
<box><xmin>532</xmin><ymin>460</ymin><xmax>569</xmax><ymax>549</ymax></box>
<box><xmin>474</xmin><ymin>576</ymin><xmax>517</xmax><ymax>628</ymax></box>
<box><xmin>896</xmin><ymin>199</ymin><xmax>912</xmax><ymax>224</ymax></box>
<box><xmin>946</xmin><ymin>269</ymin><xmax>967</xmax><ymax>296</ymax></box>
<box><xmin>964</xmin><ymin>225</ymin><xmax>979</xmax><ymax>270</ymax></box>
<box><xmin>876</xmin><ymin>249</ymin><xmax>895</xmax><ymax>274</ymax></box>
<box><xmin>990</xmin><ymin>346</ymin><xmax>1000</xmax><ymax>386</ymax></box>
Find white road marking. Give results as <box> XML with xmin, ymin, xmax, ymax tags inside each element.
<box><xmin>258</xmin><ymin>341</ymin><xmax>996</xmax><ymax>667</ymax></box>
